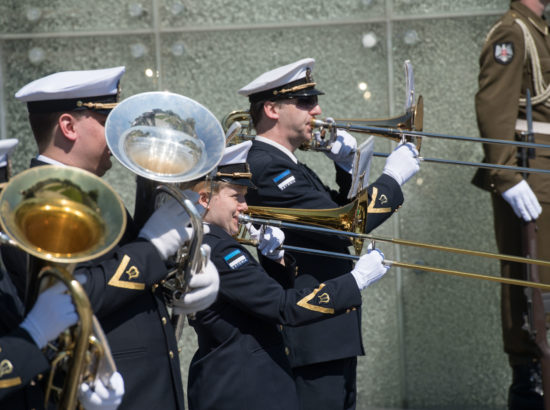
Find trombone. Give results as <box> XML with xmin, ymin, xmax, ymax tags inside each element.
<box><xmin>105</xmin><ymin>91</ymin><xmax>226</xmax><ymax>339</ymax></box>
<box><xmin>0</xmin><ymin>165</ymin><xmax>126</xmax><ymax>409</ymax></box>
<box><xmin>237</xmin><ymin>206</ymin><xmax>550</xmax><ymax>292</ymax></box>
<box><xmin>312</xmin><ymin>118</ymin><xmax>550</xmax><ymax>175</ymax></box>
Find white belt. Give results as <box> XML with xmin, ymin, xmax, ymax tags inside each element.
<box><xmin>515</xmin><ymin>119</ymin><xmax>550</xmax><ymax>135</ymax></box>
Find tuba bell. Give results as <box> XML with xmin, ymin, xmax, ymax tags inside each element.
<box><xmin>105</xmin><ymin>91</ymin><xmax>226</xmax><ymax>338</ymax></box>
<box><xmin>0</xmin><ymin>165</ymin><xmax>126</xmax><ymax>409</ymax></box>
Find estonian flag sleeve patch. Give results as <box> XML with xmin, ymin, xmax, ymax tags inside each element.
<box><xmin>224</xmin><ymin>249</ymin><xmax>249</xmax><ymax>270</ymax></box>
<box><xmin>273</xmin><ymin>169</ymin><xmax>296</xmax><ymax>191</ymax></box>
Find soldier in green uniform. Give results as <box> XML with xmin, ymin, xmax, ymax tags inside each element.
<box><xmin>473</xmin><ymin>0</ymin><xmax>550</xmax><ymax>408</ymax></box>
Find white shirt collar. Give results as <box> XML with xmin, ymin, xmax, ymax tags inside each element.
<box><xmin>36</xmin><ymin>154</ymin><xmax>66</xmax><ymax>166</ymax></box>
<box><xmin>255</xmin><ymin>136</ymin><xmax>298</xmax><ymax>164</ymax></box>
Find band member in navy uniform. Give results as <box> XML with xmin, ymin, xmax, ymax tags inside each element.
<box><xmin>239</xmin><ymin>58</ymin><xmax>420</xmax><ymax>409</ymax></box>
<box><xmin>4</xmin><ymin>67</ymin><xmax>220</xmax><ymax>410</ymax></box>
<box><xmin>0</xmin><ymin>277</ymin><xmax>125</xmax><ymax>410</ymax></box>
<box><xmin>187</xmin><ymin>142</ymin><xmax>391</xmax><ymax>410</ymax></box>
<box><xmin>0</xmin><ymin>140</ymin><xmax>124</xmax><ymax>410</ymax></box>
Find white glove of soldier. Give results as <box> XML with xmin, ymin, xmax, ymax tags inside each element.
<box><xmin>323</xmin><ymin>123</ymin><xmax>357</xmax><ymax>173</ymax></box>
<box><xmin>350</xmin><ymin>248</ymin><xmax>390</xmax><ymax>290</ymax></box>
<box><xmin>382</xmin><ymin>142</ymin><xmax>420</xmax><ymax>186</ymax></box>
<box><xmin>502</xmin><ymin>179</ymin><xmax>542</xmax><ymax>222</ymax></box>
<box><xmin>139</xmin><ymin>196</ymin><xmax>197</xmax><ymax>260</ymax></box>
<box><xmin>20</xmin><ymin>282</ymin><xmax>78</xmax><ymax>349</ymax></box>
<box><xmin>172</xmin><ymin>244</ymin><xmax>220</xmax><ymax>315</ymax></box>
<box><xmin>246</xmin><ymin>223</ymin><xmax>285</xmax><ymax>261</ymax></box>
<box><xmin>78</xmin><ymin>371</ymin><xmax>125</xmax><ymax>410</ymax></box>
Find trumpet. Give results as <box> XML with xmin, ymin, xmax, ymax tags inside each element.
<box><xmin>0</xmin><ymin>165</ymin><xmax>126</xmax><ymax>409</ymax></box>
<box><xmin>237</xmin><ymin>205</ymin><xmax>550</xmax><ymax>292</ymax></box>
<box><xmin>105</xmin><ymin>91</ymin><xmax>226</xmax><ymax>339</ymax></box>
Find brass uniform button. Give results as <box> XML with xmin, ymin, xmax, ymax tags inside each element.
<box><xmin>285</xmin><ymin>347</ymin><xmax>290</xmax><ymax>356</ymax></box>
<box><xmin>278</xmin><ymin>324</ymin><xmax>283</xmax><ymax>331</ymax></box>
<box><xmin>162</xmin><ymin>317</ymin><xmax>167</xmax><ymax>325</ymax></box>
<box><xmin>169</xmin><ymin>351</ymin><xmax>174</xmax><ymax>359</ymax></box>
<box><xmin>37</xmin><ymin>374</ymin><xmax>43</xmax><ymax>381</ymax></box>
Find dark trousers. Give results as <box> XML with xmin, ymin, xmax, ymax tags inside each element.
<box><xmin>293</xmin><ymin>357</ymin><xmax>357</xmax><ymax>410</ymax></box>
<box><xmin>492</xmin><ymin>195</ymin><xmax>550</xmax><ymax>365</ymax></box>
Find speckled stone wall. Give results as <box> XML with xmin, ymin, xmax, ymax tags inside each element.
<box><xmin>0</xmin><ymin>1</ymin><xmax>518</xmax><ymax>408</ymax></box>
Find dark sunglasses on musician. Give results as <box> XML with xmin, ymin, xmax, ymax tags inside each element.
<box><xmin>283</xmin><ymin>95</ymin><xmax>319</xmax><ymax>109</ymax></box>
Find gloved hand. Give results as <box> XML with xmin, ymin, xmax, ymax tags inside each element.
<box><xmin>246</xmin><ymin>223</ymin><xmax>285</xmax><ymax>261</ymax></box>
<box><xmin>0</xmin><ymin>138</ymin><xmax>18</xmax><ymax>167</ymax></box>
<box><xmin>382</xmin><ymin>142</ymin><xmax>420</xmax><ymax>186</ymax></box>
<box><xmin>139</xmin><ymin>197</ymin><xmax>194</xmax><ymax>260</ymax></box>
<box><xmin>323</xmin><ymin>124</ymin><xmax>357</xmax><ymax>173</ymax></box>
<box><xmin>20</xmin><ymin>282</ymin><xmax>78</xmax><ymax>349</ymax></box>
<box><xmin>78</xmin><ymin>371</ymin><xmax>125</xmax><ymax>410</ymax></box>
<box><xmin>350</xmin><ymin>248</ymin><xmax>390</xmax><ymax>290</ymax></box>
<box><xmin>502</xmin><ymin>179</ymin><xmax>542</xmax><ymax>221</ymax></box>
<box><xmin>172</xmin><ymin>244</ymin><xmax>220</xmax><ymax>315</ymax></box>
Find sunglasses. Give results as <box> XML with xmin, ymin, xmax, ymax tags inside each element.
<box><xmin>283</xmin><ymin>95</ymin><xmax>319</xmax><ymax>109</ymax></box>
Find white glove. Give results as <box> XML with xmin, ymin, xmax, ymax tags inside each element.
<box><xmin>246</xmin><ymin>223</ymin><xmax>285</xmax><ymax>261</ymax></box>
<box><xmin>78</xmin><ymin>371</ymin><xmax>125</xmax><ymax>410</ymax></box>
<box><xmin>0</xmin><ymin>138</ymin><xmax>18</xmax><ymax>167</ymax></box>
<box><xmin>20</xmin><ymin>282</ymin><xmax>78</xmax><ymax>349</ymax></box>
<box><xmin>382</xmin><ymin>142</ymin><xmax>420</xmax><ymax>186</ymax></box>
<box><xmin>172</xmin><ymin>244</ymin><xmax>220</xmax><ymax>315</ymax></box>
<box><xmin>139</xmin><ymin>197</ymin><xmax>194</xmax><ymax>260</ymax></box>
<box><xmin>350</xmin><ymin>248</ymin><xmax>390</xmax><ymax>290</ymax></box>
<box><xmin>324</xmin><ymin>126</ymin><xmax>357</xmax><ymax>173</ymax></box>
<box><xmin>502</xmin><ymin>179</ymin><xmax>542</xmax><ymax>222</ymax></box>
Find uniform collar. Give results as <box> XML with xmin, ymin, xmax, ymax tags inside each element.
<box><xmin>35</xmin><ymin>154</ymin><xmax>66</xmax><ymax>166</ymax></box>
<box><xmin>254</xmin><ymin>136</ymin><xmax>298</xmax><ymax>164</ymax></box>
<box><xmin>511</xmin><ymin>2</ymin><xmax>549</xmax><ymax>36</ymax></box>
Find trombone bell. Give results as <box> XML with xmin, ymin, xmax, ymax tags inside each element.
<box><xmin>245</xmin><ymin>189</ymin><xmax>369</xmax><ymax>255</ymax></box>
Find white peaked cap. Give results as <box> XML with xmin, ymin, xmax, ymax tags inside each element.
<box><xmin>220</xmin><ymin>141</ymin><xmax>253</xmax><ymax>166</ymax></box>
<box><xmin>15</xmin><ymin>66</ymin><xmax>125</xmax><ymax>102</ymax></box>
<box><xmin>238</xmin><ymin>58</ymin><xmax>315</xmax><ymax>96</ymax></box>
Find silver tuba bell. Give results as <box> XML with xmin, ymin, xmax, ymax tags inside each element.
<box><xmin>105</xmin><ymin>92</ymin><xmax>226</xmax><ymax>337</ymax></box>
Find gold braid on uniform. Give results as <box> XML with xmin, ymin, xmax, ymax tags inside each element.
<box><xmin>486</xmin><ymin>19</ymin><xmax>550</xmax><ymax>107</ymax></box>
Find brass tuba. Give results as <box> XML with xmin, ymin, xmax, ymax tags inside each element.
<box><xmin>0</xmin><ymin>165</ymin><xmax>126</xmax><ymax>409</ymax></box>
<box><xmin>105</xmin><ymin>91</ymin><xmax>226</xmax><ymax>338</ymax></box>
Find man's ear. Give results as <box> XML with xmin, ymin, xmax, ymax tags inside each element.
<box><xmin>57</xmin><ymin>113</ymin><xmax>79</xmax><ymax>142</ymax></box>
<box><xmin>263</xmin><ymin>101</ymin><xmax>280</xmax><ymax>120</ymax></box>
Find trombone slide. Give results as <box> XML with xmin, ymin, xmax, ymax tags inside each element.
<box><xmin>238</xmin><ymin>214</ymin><xmax>550</xmax><ymax>292</ymax></box>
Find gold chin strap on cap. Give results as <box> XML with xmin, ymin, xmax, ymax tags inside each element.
<box><xmin>216</xmin><ymin>172</ymin><xmax>253</xmax><ymax>179</ymax></box>
<box><xmin>272</xmin><ymin>82</ymin><xmax>316</xmax><ymax>96</ymax></box>
<box><xmin>76</xmin><ymin>101</ymin><xmax>119</xmax><ymax>110</ymax></box>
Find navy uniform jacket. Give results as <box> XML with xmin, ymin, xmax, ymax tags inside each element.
<box><xmin>1</xmin><ymin>158</ymin><xmax>185</xmax><ymax>410</ymax></box>
<box><xmin>187</xmin><ymin>224</ymin><xmax>362</xmax><ymax>410</ymax></box>
<box><xmin>0</xmin><ymin>267</ymin><xmax>50</xmax><ymax>409</ymax></box>
<box><xmin>246</xmin><ymin>139</ymin><xmax>403</xmax><ymax>367</ymax></box>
